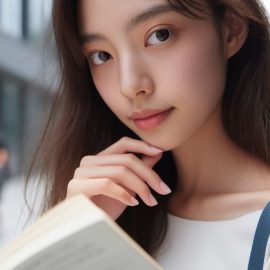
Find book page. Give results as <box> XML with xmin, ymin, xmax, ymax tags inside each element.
<box><xmin>10</xmin><ymin>221</ymin><xmax>163</xmax><ymax>270</ymax></box>
<box><xmin>0</xmin><ymin>195</ymin><xmax>163</xmax><ymax>270</ymax></box>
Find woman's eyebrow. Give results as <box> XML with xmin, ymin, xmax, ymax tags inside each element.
<box><xmin>80</xmin><ymin>3</ymin><xmax>175</xmax><ymax>44</ymax></box>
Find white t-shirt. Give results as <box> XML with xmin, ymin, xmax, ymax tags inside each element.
<box><xmin>154</xmin><ymin>208</ymin><xmax>270</xmax><ymax>270</ymax></box>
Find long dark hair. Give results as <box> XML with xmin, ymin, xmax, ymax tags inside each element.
<box><xmin>26</xmin><ymin>0</ymin><xmax>270</xmax><ymax>256</ymax></box>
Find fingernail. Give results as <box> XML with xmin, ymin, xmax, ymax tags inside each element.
<box><xmin>149</xmin><ymin>194</ymin><xmax>158</xmax><ymax>206</ymax></box>
<box><xmin>130</xmin><ymin>197</ymin><xmax>139</xmax><ymax>206</ymax></box>
<box><xmin>148</xmin><ymin>146</ymin><xmax>163</xmax><ymax>153</ymax></box>
<box><xmin>160</xmin><ymin>181</ymin><xmax>172</xmax><ymax>194</ymax></box>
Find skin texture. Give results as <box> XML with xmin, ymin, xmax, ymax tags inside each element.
<box><xmin>73</xmin><ymin>0</ymin><xmax>270</xmax><ymax>221</ymax></box>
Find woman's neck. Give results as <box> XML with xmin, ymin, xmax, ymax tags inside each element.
<box><xmin>169</xmin><ymin>105</ymin><xmax>270</xmax><ymax>220</ymax></box>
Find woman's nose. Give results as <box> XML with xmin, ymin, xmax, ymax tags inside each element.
<box><xmin>119</xmin><ymin>53</ymin><xmax>154</xmax><ymax>99</ymax></box>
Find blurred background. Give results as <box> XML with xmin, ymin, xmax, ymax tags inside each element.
<box><xmin>0</xmin><ymin>0</ymin><xmax>54</xmax><ymax>175</ymax></box>
<box><xmin>0</xmin><ymin>0</ymin><xmax>270</xmax><ymax>248</ymax></box>
<box><xmin>0</xmin><ymin>0</ymin><xmax>56</xmax><ymax>246</ymax></box>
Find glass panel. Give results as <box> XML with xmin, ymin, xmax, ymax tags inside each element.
<box><xmin>0</xmin><ymin>0</ymin><xmax>22</xmax><ymax>39</ymax></box>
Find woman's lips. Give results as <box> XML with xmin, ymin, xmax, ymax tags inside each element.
<box><xmin>133</xmin><ymin>107</ymin><xmax>174</xmax><ymax>130</ymax></box>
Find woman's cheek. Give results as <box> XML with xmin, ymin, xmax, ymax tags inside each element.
<box><xmin>178</xmin><ymin>41</ymin><xmax>223</xmax><ymax>96</ymax></box>
<box><xmin>92</xmin><ymin>68</ymin><xmax>113</xmax><ymax>98</ymax></box>
<box><xmin>93</xmin><ymin>75</ymin><xmax>126</xmax><ymax>121</ymax></box>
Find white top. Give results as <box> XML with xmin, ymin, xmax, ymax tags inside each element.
<box><xmin>154</xmin><ymin>208</ymin><xmax>270</xmax><ymax>270</ymax></box>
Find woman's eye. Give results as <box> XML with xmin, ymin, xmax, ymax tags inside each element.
<box><xmin>89</xmin><ymin>51</ymin><xmax>111</xmax><ymax>66</ymax></box>
<box><xmin>88</xmin><ymin>28</ymin><xmax>172</xmax><ymax>65</ymax></box>
<box><xmin>146</xmin><ymin>28</ymin><xmax>172</xmax><ymax>46</ymax></box>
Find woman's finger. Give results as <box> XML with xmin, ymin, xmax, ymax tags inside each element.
<box><xmin>67</xmin><ymin>178</ymin><xmax>139</xmax><ymax>206</ymax></box>
<box><xmin>79</xmin><ymin>153</ymin><xmax>170</xmax><ymax>195</ymax></box>
<box><xmin>73</xmin><ymin>165</ymin><xmax>160</xmax><ymax>206</ymax></box>
<box><xmin>98</xmin><ymin>137</ymin><xmax>163</xmax><ymax>156</ymax></box>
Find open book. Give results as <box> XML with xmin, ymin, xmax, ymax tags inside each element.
<box><xmin>0</xmin><ymin>194</ymin><xmax>164</xmax><ymax>270</ymax></box>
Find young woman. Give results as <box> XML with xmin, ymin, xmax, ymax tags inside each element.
<box><xmin>27</xmin><ymin>0</ymin><xmax>270</xmax><ymax>268</ymax></box>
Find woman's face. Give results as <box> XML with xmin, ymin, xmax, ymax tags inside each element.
<box><xmin>79</xmin><ymin>0</ymin><xmax>227</xmax><ymax>151</ymax></box>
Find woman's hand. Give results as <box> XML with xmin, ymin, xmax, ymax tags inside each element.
<box><xmin>66</xmin><ymin>137</ymin><xmax>172</xmax><ymax>220</ymax></box>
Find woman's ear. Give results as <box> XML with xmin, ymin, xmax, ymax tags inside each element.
<box><xmin>221</xmin><ymin>9</ymin><xmax>249</xmax><ymax>59</ymax></box>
